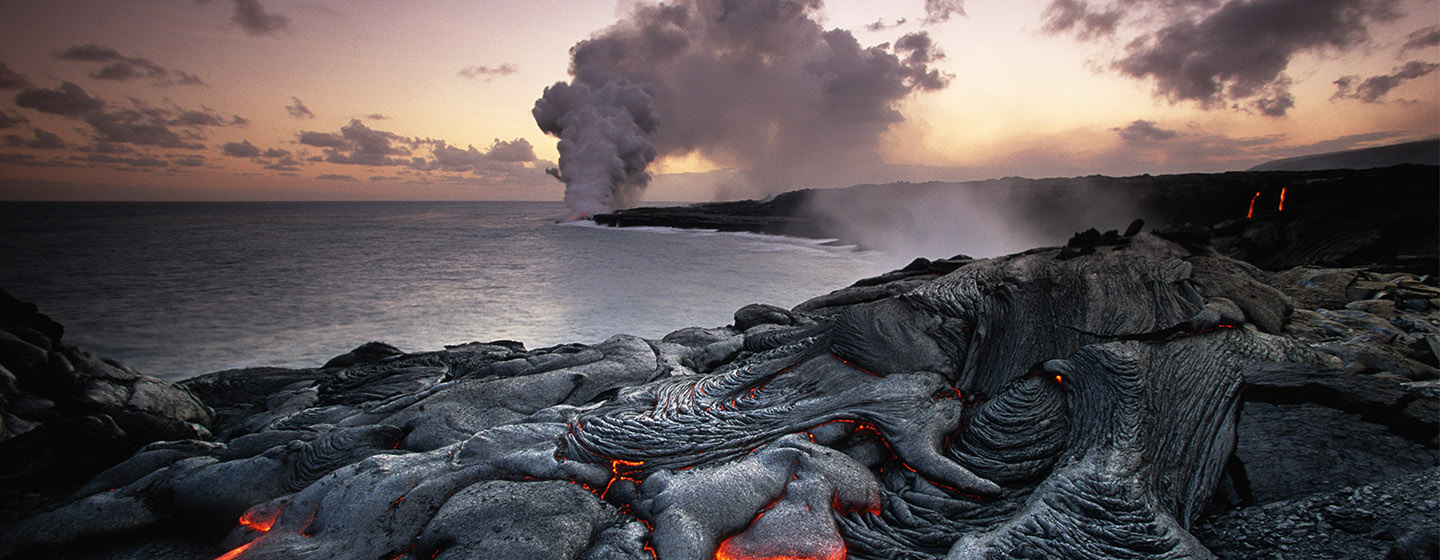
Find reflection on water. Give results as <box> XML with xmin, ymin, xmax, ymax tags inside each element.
<box><xmin>0</xmin><ymin>201</ymin><xmax>888</xmax><ymax>380</ymax></box>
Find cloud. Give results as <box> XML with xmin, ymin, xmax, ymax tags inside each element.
<box><xmin>1332</xmin><ymin>60</ymin><xmax>1440</xmax><ymax>102</ymax></box>
<box><xmin>459</xmin><ymin>64</ymin><xmax>519</xmax><ymax>80</ymax></box>
<box><xmin>922</xmin><ymin>0</ymin><xmax>965</xmax><ymax>24</ymax></box>
<box><xmin>316</xmin><ymin>173</ymin><xmax>357</xmax><ymax>181</ymax></box>
<box><xmin>53</xmin><ymin>44</ymin><xmax>205</xmax><ymax>86</ymax></box>
<box><xmin>297</xmin><ymin>131</ymin><xmax>344</xmax><ymax>148</ymax></box>
<box><xmin>0</xmin><ymin>111</ymin><xmax>26</xmax><ymax>129</ymax></box>
<box><xmin>232</xmin><ymin>0</ymin><xmax>289</xmax><ymax>36</ymax></box>
<box><xmin>222</xmin><ymin>140</ymin><xmax>261</xmax><ymax>157</ymax></box>
<box><xmin>83</xmin><ymin>110</ymin><xmax>204</xmax><ymax>149</ymax></box>
<box><xmin>285</xmin><ymin>97</ymin><xmax>315</xmax><ymax>119</ymax></box>
<box><xmin>172</xmin><ymin>155</ymin><xmax>207</xmax><ymax>167</ymax></box>
<box><xmin>486</xmin><ymin>138</ymin><xmax>536</xmax><ymax>162</ymax></box>
<box><xmin>895</xmin><ymin>32</ymin><xmax>944</xmax><ymax>64</ymax></box>
<box><xmin>72</xmin><ymin>153</ymin><xmax>168</xmax><ymax>168</ymax></box>
<box><xmin>262</xmin><ymin>147</ymin><xmax>290</xmax><ymax>158</ymax></box>
<box><xmin>3</xmin><ymin>128</ymin><xmax>66</xmax><ymax>150</ymax></box>
<box><xmin>299</xmin><ymin>119</ymin><xmax>411</xmax><ymax>166</ymax></box>
<box><xmin>1041</xmin><ymin>0</ymin><xmax>1402</xmax><ymax>117</ymax></box>
<box><xmin>417</xmin><ymin>138</ymin><xmax>537</xmax><ymax>172</ymax></box>
<box><xmin>364</xmin><ymin>113</ymin><xmax>388</xmax><ymax>120</ymax></box>
<box><xmin>0</xmin><ymin>62</ymin><xmax>31</xmax><ymax>90</ymax></box>
<box><xmin>14</xmin><ymin>82</ymin><xmax>106</xmax><ymax>117</ymax></box>
<box><xmin>534</xmin><ymin>0</ymin><xmax>958</xmax><ymax>215</ymax></box>
<box><xmin>1401</xmin><ymin>26</ymin><xmax>1440</xmax><ymax>54</ymax></box>
<box><xmin>866</xmin><ymin>18</ymin><xmax>908</xmax><ymax>32</ymax></box>
<box><xmin>1112</xmin><ymin>120</ymin><xmax>1179</xmax><ymax>144</ymax></box>
<box><xmin>1041</xmin><ymin>0</ymin><xmax>1121</xmax><ymax>40</ymax></box>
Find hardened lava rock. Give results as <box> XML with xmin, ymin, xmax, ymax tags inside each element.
<box><xmin>1</xmin><ymin>231</ymin><xmax>1435</xmax><ymax>560</ymax></box>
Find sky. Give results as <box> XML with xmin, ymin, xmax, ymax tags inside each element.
<box><xmin>0</xmin><ymin>0</ymin><xmax>1435</xmax><ymax>202</ymax></box>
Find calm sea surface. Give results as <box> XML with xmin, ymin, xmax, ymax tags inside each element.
<box><xmin>0</xmin><ymin>201</ymin><xmax>891</xmax><ymax>380</ymax></box>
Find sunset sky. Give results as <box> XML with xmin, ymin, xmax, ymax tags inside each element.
<box><xmin>0</xmin><ymin>0</ymin><xmax>1435</xmax><ymax>202</ymax></box>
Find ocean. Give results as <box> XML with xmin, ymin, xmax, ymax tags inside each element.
<box><xmin>0</xmin><ymin>201</ymin><xmax>892</xmax><ymax>381</ymax></box>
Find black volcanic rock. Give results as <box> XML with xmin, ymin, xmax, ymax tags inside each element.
<box><xmin>595</xmin><ymin>165</ymin><xmax>1439</xmax><ymax>273</ymax></box>
<box><xmin>0</xmin><ymin>290</ymin><xmax>212</xmax><ymax>522</ymax></box>
<box><xmin>0</xmin><ymin>168</ymin><xmax>1436</xmax><ymax>559</ymax></box>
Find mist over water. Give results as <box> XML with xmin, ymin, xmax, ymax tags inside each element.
<box><xmin>800</xmin><ymin>178</ymin><xmax>1149</xmax><ymax>259</ymax></box>
<box><xmin>0</xmin><ymin>201</ymin><xmax>887</xmax><ymax>381</ymax></box>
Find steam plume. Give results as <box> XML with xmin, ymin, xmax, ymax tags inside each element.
<box><xmin>534</xmin><ymin>0</ymin><xmax>949</xmax><ymax>218</ymax></box>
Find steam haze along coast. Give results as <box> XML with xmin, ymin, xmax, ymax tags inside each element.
<box><xmin>2</xmin><ymin>0</ymin><xmax>1440</xmax><ymax>559</ymax></box>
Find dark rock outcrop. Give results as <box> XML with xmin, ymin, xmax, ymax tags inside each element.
<box><xmin>0</xmin><ymin>290</ymin><xmax>213</xmax><ymax>522</ymax></box>
<box><xmin>0</xmin><ymin>167</ymin><xmax>1435</xmax><ymax>559</ymax></box>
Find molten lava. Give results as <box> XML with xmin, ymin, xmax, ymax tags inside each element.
<box><xmin>1246</xmin><ymin>191</ymin><xmax>1261</xmax><ymax>219</ymax></box>
<box><xmin>238</xmin><ymin>505</ymin><xmax>280</xmax><ymax>533</ymax></box>
<box><xmin>214</xmin><ymin>541</ymin><xmax>254</xmax><ymax>560</ymax></box>
<box><xmin>1278</xmin><ymin>187</ymin><xmax>1286</xmax><ymax>211</ymax></box>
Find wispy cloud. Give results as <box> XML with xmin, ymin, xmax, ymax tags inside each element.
<box><xmin>231</xmin><ymin>0</ymin><xmax>289</xmax><ymax>36</ymax></box>
<box><xmin>1332</xmin><ymin>61</ymin><xmax>1440</xmax><ymax>102</ymax></box>
<box><xmin>458</xmin><ymin>64</ymin><xmax>519</xmax><ymax>80</ymax></box>
<box><xmin>54</xmin><ymin>44</ymin><xmax>205</xmax><ymax>86</ymax></box>
<box><xmin>285</xmin><ymin>97</ymin><xmax>315</xmax><ymax>119</ymax></box>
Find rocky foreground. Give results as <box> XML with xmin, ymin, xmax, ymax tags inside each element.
<box><xmin>0</xmin><ymin>167</ymin><xmax>1437</xmax><ymax>560</ymax></box>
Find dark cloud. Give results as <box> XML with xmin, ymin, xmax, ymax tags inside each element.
<box><xmin>418</xmin><ymin>138</ymin><xmax>537</xmax><ymax>172</ymax></box>
<box><xmin>1332</xmin><ymin>60</ymin><xmax>1440</xmax><ymax>102</ymax></box>
<box><xmin>52</xmin><ymin>43</ymin><xmax>124</xmax><ymax>62</ymax></box>
<box><xmin>232</xmin><ymin>0</ymin><xmax>289</xmax><ymax>36</ymax></box>
<box><xmin>922</xmin><ymin>0</ymin><xmax>965</xmax><ymax>24</ymax></box>
<box><xmin>0</xmin><ymin>62</ymin><xmax>32</xmax><ymax>90</ymax></box>
<box><xmin>0</xmin><ymin>111</ymin><xmax>26</xmax><ymax>129</ymax></box>
<box><xmin>1112</xmin><ymin>120</ymin><xmax>1180</xmax><ymax>144</ymax></box>
<box><xmin>73</xmin><ymin>153</ymin><xmax>168</xmax><ymax>168</ymax></box>
<box><xmin>459</xmin><ymin>64</ymin><xmax>519</xmax><ymax>80</ymax></box>
<box><xmin>486</xmin><ymin>138</ymin><xmax>536</xmax><ymax>162</ymax></box>
<box><xmin>1110</xmin><ymin>0</ymin><xmax>1399</xmax><ymax>117</ymax></box>
<box><xmin>172</xmin><ymin>155</ymin><xmax>207</xmax><ymax>167</ymax></box>
<box><xmin>364</xmin><ymin>113</ymin><xmax>388</xmax><ymax>120</ymax></box>
<box><xmin>286</xmin><ymin>97</ymin><xmax>315</xmax><ymax>119</ymax></box>
<box><xmin>299</xmin><ymin>119</ymin><xmax>411</xmax><ymax>166</ymax></box>
<box><xmin>1401</xmin><ymin>26</ymin><xmax>1440</xmax><ymax>53</ymax></box>
<box><xmin>298</xmin><ymin>131</ymin><xmax>346</xmax><ymax>148</ymax></box>
<box><xmin>4</xmin><ymin>129</ymin><xmax>65</xmax><ymax>150</ymax></box>
<box><xmin>79</xmin><ymin>102</ymin><xmax>240</xmax><ymax>149</ymax></box>
<box><xmin>866</xmin><ymin>18</ymin><xmax>907</xmax><ymax>32</ymax></box>
<box><xmin>83</xmin><ymin>110</ymin><xmax>203</xmax><ymax>149</ymax></box>
<box><xmin>895</xmin><ymin>32</ymin><xmax>944</xmax><ymax>64</ymax></box>
<box><xmin>317</xmin><ymin>173</ymin><xmax>357</xmax><ymax>181</ymax></box>
<box><xmin>534</xmin><ymin>0</ymin><xmax>956</xmax><ymax>215</ymax></box>
<box><xmin>14</xmin><ymin>82</ymin><xmax>105</xmax><ymax>117</ymax></box>
<box><xmin>1041</xmin><ymin>0</ymin><xmax>1402</xmax><ymax>117</ymax></box>
<box><xmin>1041</xmin><ymin>0</ymin><xmax>1122</xmax><ymax>40</ymax></box>
<box><xmin>222</xmin><ymin>140</ymin><xmax>261</xmax><ymax>157</ymax></box>
<box><xmin>262</xmin><ymin>147</ymin><xmax>290</xmax><ymax>158</ymax></box>
<box><xmin>80</xmin><ymin>142</ymin><xmax>135</xmax><ymax>154</ymax></box>
<box><xmin>54</xmin><ymin>44</ymin><xmax>205</xmax><ymax>86</ymax></box>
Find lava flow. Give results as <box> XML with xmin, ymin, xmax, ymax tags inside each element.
<box><xmin>214</xmin><ymin>541</ymin><xmax>254</xmax><ymax>560</ymax></box>
<box><xmin>238</xmin><ymin>505</ymin><xmax>280</xmax><ymax>533</ymax></box>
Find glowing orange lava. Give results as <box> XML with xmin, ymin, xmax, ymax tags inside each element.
<box><xmin>601</xmin><ymin>458</ymin><xmax>644</xmax><ymax>499</ymax></box>
<box><xmin>214</xmin><ymin>541</ymin><xmax>253</xmax><ymax>560</ymax></box>
<box><xmin>1246</xmin><ymin>191</ymin><xmax>1261</xmax><ymax>219</ymax></box>
<box><xmin>1278</xmin><ymin>187</ymin><xmax>1286</xmax><ymax>211</ymax></box>
<box><xmin>238</xmin><ymin>506</ymin><xmax>280</xmax><ymax>533</ymax></box>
